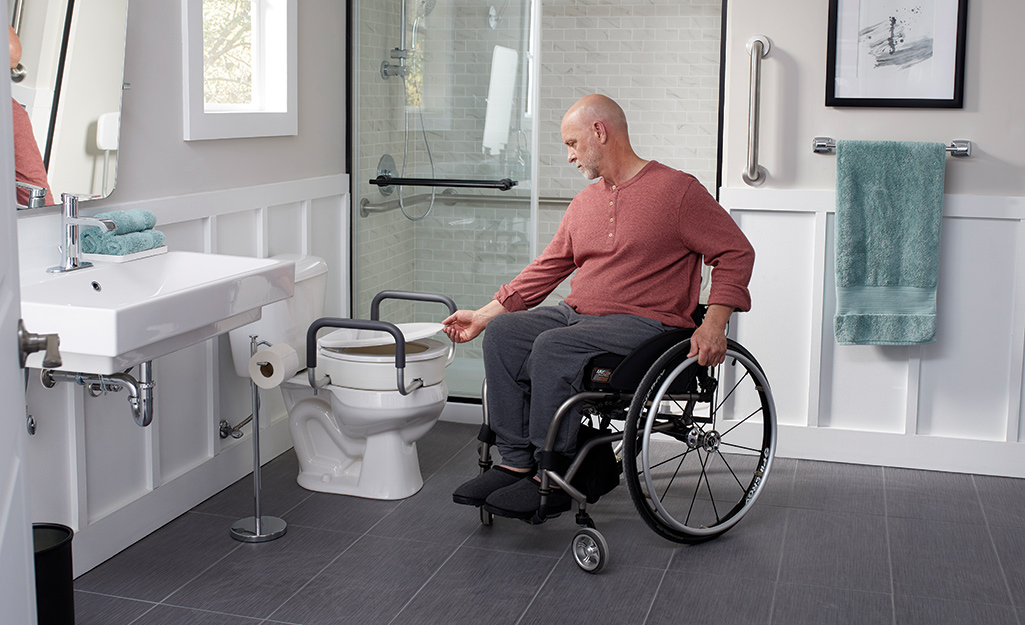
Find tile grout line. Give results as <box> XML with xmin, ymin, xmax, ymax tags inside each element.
<box><xmin>882</xmin><ymin>466</ymin><xmax>898</xmax><ymax>625</ymax></box>
<box><xmin>640</xmin><ymin>545</ymin><xmax>676</xmax><ymax>625</ymax></box>
<box><xmin>513</xmin><ymin>545</ymin><xmax>571</xmax><ymax>625</ymax></box>
<box><xmin>385</xmin><ymin>525</ymin><xmax>481</xmax><ymax>625</ymax></box>
<box><xmin>971</xmin><ymin>474</ymin><xmax>1023</xmax><ymax>625</ymax></box>
<box><xmin>764</xmin><ymin>502</ymin><xmax>792</xmax><ymax>625</ymax></box>
<box><xmin>156</xmin><ymin>514</ymin><xmax>246</xmax><ymax>605</ymax></box>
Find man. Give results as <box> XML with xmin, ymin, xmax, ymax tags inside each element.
<box><xmin>10</xmin><ymin>25</ymin><xmax>54</xmax><ymax>207</ymax></box>
<box><xmin>444</xmin><ymin>94</ymin><xmax>754</xmax><ymax>519</ymax></box>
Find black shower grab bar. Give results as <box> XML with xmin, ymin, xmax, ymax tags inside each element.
<box><xmin>369</xmin><ymin>175</ymin><xmax>518</xmax><ymax>191</ymax></box>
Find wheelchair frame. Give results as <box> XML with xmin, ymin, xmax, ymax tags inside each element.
<box><xmin>474</xmin><ymin>334</ymin><xmax>777</xmax><ymax>573</ymax></box>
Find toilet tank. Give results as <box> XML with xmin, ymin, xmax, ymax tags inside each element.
<box><xmin>228</xmin><ymin>254</ymin><xmax>329</xmax><ymax>379</ymax></box>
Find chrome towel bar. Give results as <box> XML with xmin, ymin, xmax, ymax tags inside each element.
<box><xmin>812</xmin><ymin>137</ymin><xmax>972</xmax><ymax>157</ymax></box>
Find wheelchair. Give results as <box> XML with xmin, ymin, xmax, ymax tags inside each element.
<box><xmin>472</xmin><ymin>314</ymin><xmax>777</xmax><ymax>573</ymax></box>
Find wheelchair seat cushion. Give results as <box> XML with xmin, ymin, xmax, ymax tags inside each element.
<box><xmin>584</xmin><ymin>328</ymin><xmax>695</xmax><ymax>391</ymax></box>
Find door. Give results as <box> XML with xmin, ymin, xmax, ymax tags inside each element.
<box><xmin>0</xmin><ymin>67</ymin><xmax>37</xmax><ymax>623</ymax></box>
<box><xmin>352</xmin><ymin>0</ymin><xmax>538</xmax><ymax>399</ymax></box>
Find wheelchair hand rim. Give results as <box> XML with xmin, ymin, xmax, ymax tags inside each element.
<box><xmin>639</xmin><ymin>350</ymin><xmax>777</xmax><ymax>537</ymax></box>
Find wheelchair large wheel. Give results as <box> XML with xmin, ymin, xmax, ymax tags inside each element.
<box><xmin>623</xmin><ymin>339</ymin><xmax>776</xmax><ymax>544</ymax></box>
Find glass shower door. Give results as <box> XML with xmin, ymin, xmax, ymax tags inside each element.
<box><xmin>353</xmin><ymin>0</ymin><xmax>538</xmax><ymax>399</ymax></box>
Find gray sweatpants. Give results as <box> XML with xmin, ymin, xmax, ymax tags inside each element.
<box><xmin>482</xmin><ymin>302</ymin><xmax>667</xmax><ymax>469</ymax></box>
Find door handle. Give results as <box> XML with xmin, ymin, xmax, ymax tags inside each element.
<box><xmin>18</xmin><ymin>319</ymin><xmax>62</xmax><ymax>368</ymax></box>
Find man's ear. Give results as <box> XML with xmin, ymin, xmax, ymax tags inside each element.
<box><xmin>592</xmin><ymin>120</ymin><xmax>608</xmax><ymax>143</ymax></box>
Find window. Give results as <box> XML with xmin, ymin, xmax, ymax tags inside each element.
<box><xmin>182</xmin><ymin>0</ymin><xmax>296</xmax><ymax>140</ymax></box>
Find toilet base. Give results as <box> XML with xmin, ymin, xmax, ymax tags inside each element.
<box><xmin>295</xmin><ymin>430</ymin><xmax>425</xmax><ymax>500</ymax></box>
<box><xmin>287</xmin><ymin>384</ymin><xmax>447</xmax><ymax>500</ymax></box>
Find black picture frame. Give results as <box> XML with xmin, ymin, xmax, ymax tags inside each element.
<box><xmin>826</xmin><ymin>0</ymin><xmax>967</xmax><ymax>108</ymax></box>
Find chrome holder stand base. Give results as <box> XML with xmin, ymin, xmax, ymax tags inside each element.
<box><xmin>230</xmin><ymin>516</ymin><xmax>287</xmax><ymax>543</ymax></box>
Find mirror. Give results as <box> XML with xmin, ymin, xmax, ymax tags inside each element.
<box><xmin>10</xmin><ymin>0</ymin><xmax>128</xmax><ymax>209</ymax></box>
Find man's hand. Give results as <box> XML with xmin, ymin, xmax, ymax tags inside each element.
<box><xmin>442</xmin><ymin>300</ymin><xmax>507</xmax><ymax>343</ymax></box>
<box><xmin>687</xmin><ymin>304</ymin><xmax>734</xmax><ymax>367</ymax></box>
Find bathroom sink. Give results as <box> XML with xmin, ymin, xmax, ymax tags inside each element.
<box><xmin>21</xmin><ymin>251</ymin><xmax>295</xmax><ymax>374</ymax></box>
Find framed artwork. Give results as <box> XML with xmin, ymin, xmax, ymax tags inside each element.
<box><xmin>825</xmin><ymin>0</ymin><xmax>968</xmax><ymax>108</ymax></box>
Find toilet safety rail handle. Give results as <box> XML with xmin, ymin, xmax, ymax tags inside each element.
<box><xmin>305</xmin><ymin>291</ymin><xmax>458</xmax><ymax>396</ymax></box>
<box><xmin>371</xmin><ymin>290</ymin><xmax>459</xmax><ymax>367</ymax></box>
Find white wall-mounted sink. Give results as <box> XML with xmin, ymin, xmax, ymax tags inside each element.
<box><xmin>21</xmin><ymin>251</ymin><xmax>295</xmax><ymax>374</ymax></box>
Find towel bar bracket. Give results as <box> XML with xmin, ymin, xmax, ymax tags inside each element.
<box><xmin>812</xmin><ymin>137</ymin><xmax>972</xmax><ymax>157</ymax></box>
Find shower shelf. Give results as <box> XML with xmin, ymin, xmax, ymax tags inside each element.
<box><xmin>369</xmin><ymin>175</ymin><xmax>518</xmax><ymax>191</ymax></box>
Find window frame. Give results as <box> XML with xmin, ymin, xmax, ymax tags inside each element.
<box><xmin>181</xmin><ymin>0</ymin><xmax>297</xmax><ymax>141</ymax></box>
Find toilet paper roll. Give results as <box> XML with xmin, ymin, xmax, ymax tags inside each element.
<box><xmin>248</xmin><ymin>344</ymin><xmax>301</xmax><ymax>389</ymax></box>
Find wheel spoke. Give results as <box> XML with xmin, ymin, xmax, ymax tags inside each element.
<box><xmin>660</xmin><ymin>448</ymin><xmax>688</xmax><ymax>503</ymax></box>
<box><xmin>713</xmin><ymin>369</ymin><xmax>752</xmax><ymax>417</ymax></box>
<box><xmin>698</xmin><ymin>448</ymin><xmax>721</xmax><ymax>524</ymax></box>
<box><xmin>719</xmin><ymin>406</ymin><xmax>763</xmax><ymax>438</ymax></box>
<box><xmin>683</xmin><ymin>450</ymin><xmax>705</xmax><ymax>526</ymax></box>
<box><xmin>719</xmin><ymin>441</ymin><xmax>763</xmax><ymax>454</ymax></box>
<box><xmin>640</xmin><ymin>448</ymin><xmax>690</xmax><ymax>474</ymax></box>
<box><xmin>715</xmin><ymin>449</ymin><xmax>748</xmax><ymax>492</ymax></box>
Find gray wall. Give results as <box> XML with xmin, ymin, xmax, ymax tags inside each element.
<box><xmin>96</xmin><ymin>1</ymin><xmax>347</xmax><ymax>207</ymax></box>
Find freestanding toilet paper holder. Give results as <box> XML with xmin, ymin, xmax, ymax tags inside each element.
<box><xmin>230</xmin><ymin>334</ymin><xmax>288</xmax><ymax>543</ymax></box>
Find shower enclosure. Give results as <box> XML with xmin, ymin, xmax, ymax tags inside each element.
<box><xmin>352</xmin><ymin>0</ymin><xmax>538</xmax><ymax>399</ymax></box>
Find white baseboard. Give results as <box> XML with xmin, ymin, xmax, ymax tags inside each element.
<box><xmin>440</xmin><ymin>401</ymin><xmax>482</xmax><ymax>425</ymax></box>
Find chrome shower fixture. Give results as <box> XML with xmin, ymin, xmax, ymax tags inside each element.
<box><xmin>381</xmin><ymin>0</ymin><xmax>438</xmax><ymax>79</ymax></box>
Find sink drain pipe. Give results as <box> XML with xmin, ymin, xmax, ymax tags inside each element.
<box><xmin>41</xmin><ymin>361</ymin><xmax>155</xmax><ymax>427</ymax></box>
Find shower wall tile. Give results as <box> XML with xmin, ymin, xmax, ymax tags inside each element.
<box><xmin>541</xmin><ymin>0</ymin><xmax>722</xmax><ymax>199</ymax></box>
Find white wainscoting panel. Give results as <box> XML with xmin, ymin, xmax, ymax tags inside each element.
<box><xmin>722</xmin><ymin>187</ymin><xmax>1025</xmax><ymax>478</ymax></box>
<box><xmin>918</xmin><ymin>217</ymin><xmax>1019</xmax><ymax>441</ymax></box>
<box><xmin>733</xmin><ymin>209</ymin><xmax>817</xmax><ymax>428</ymax></box>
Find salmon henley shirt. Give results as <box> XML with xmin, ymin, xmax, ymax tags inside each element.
<box><xmin>494</xmin><ymin>160</ymin><xmax>755</xmax><ymax>329</ymax></box>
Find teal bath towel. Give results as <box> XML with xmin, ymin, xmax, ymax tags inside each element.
<box><xmin>93</xmin><ymin>209</ymin><xmax>157</xmax><ymax>234</ymax></box>
<box><xmin>81</xmin><ymin>209</ymin><xmax>159</xmax><ymax>254</ymax></box>
<box><xmin>834</xmin><ymin>140</ymin><xmax>946</xmax><ymax>345</ymax></box>
<box><xmin>80</xmin><ymin>229</ymin><xmax>165</xmax><ymax>256</ymax></box>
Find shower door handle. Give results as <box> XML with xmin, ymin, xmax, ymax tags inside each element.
<box><xmin>369</xmin><ymin>175</ymin><xmax>518</xmax><ymax>191</ymax></box>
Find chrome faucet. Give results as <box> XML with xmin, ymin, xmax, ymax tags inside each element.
<box><xmin>47</xmin><ymin>193</ymin><xmax>116</xmax><ymax>273</ymax></box>
<box><xmin>15</xmin><ymin>181</ymin><xmax>48</xmax><ymax>210</ymax></box>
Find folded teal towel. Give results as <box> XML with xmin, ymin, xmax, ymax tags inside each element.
<box><xmin>80</xmin><ymin>229</ymin><xmax>165</xmax><ymax>256</ymax></box>
<box><xmin>834</xmin><ymin>140</ymin><xmax>946</xmax><ymax>345</ymax></box>
<box><xmin>81</xmin><ymin>209</ymin><xmax>158</xmax><ymax>253</ymax></box>
<box><xmin>93</xmin><ymin>209</ymin><xmax>157</xmax><ymax>234</ymax></box>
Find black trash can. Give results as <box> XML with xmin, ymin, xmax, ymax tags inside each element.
<box><xmin>32</xmin><ymin>523</ymin><xmax>75</xmax><ymax>625</ymax></box>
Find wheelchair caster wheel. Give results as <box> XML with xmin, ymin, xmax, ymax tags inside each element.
<box><xmin>571</xmin><ymin>528</ymin><xmax>608</xmax><ymax>573</ymax></box>
<box><xmin>480</xmin><ymin>507</ymin><xmax>493</xmax><ymax>527</ymax></box>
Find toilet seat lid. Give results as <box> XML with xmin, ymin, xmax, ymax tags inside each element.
<box><xmin>318</xmin><ymin>322</ymin><xmax>444</xmax><ymax>349</ymax></box>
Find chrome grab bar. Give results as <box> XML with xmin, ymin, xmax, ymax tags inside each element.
<box><xmin>359</xmin><ymin>190</ymin><xmax>569</xmax><ymax>217</ymax></box>
<box><xmin>742</xmin><ymin>35</ymin><xmax>771</xmax><ymax>186</ymax></box>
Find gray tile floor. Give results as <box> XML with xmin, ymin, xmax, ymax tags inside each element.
<box><xmin>74</xmin><ymin>421</ymin><xmax>1025</xmax><ymax>625</ymax></box>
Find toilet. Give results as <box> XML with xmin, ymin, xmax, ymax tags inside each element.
<box><xmin>228</xmin><ymin>255</ymin><xmax>451</xmax><ymax>500</ymax></box>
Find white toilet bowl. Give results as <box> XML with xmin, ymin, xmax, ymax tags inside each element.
<box><xmin>281</xmin><ymin>334</ymin><xmax>450</xmax><ymax>500</ymax></box>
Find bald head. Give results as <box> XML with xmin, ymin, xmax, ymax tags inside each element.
<box><xmin>563</xmin><ymin>94</ymin><xmax>629</xmax><ymax>139</ymax></box>
<box><xmin>560</xmin><ymin>94</ymin><xmax>645</xmax><ymax>186</ymax></box>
